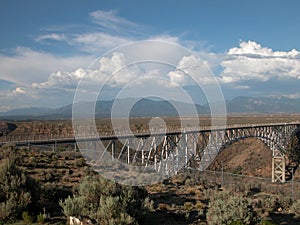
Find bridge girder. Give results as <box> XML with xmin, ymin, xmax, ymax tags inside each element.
<box><xmin>2</xmin><ymin>123</ymin><xmax>300</xmax><ymax>183</ymax></box>
<box><xmin>76</xmin><ymin>124</ymin><xmax>299</xmax><ymax>183</ymax></box>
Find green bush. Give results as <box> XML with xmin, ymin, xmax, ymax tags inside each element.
<box><xmin>59</xmin><ymin>196</ymin><xmax>89</xmax><ymax>217</ymax></box>
<box><xmin>22</xmin><ymin>211</ymin><xmax>33</xmax><ymax>224</ymax></box>
<box><xmin>278</xmin><ymin>196</ymin><xmax>292</xmax><ymax>210</ymax></box>
<box><xmin>260</xmin><ymin>219</ymin><xmax>276</xmax><ymax>225</ymax></box>
<box><xmin>258</xmin><ymin>195</ymin><xmax>279</xmax><ymax>213</ymax></box>
<box><xmin>60</xmin><ymin>176</ymin><xmax>149</xmax><ymax>225</ymax></box>
<box><xmin>74</xmin><ymin>158</ymin><xmax>86</xmax><ymax>167</ymax></box>
<box><xmin>229</xmin><ymin>221</ymin><xmax>245</xmax><ymax>225</ymax></box>
<box><xmin>37</xmin><ymin>212</ymin><xmax>46</xmax><ymax>224</ymax></box>
<box><xmin>143</xmin><ymin>197</ymin><xmax>154</xmax><ymax>212</ymax></box>
<box><xmin>207</xmin><ymin>192</ymin><xmax>256</xmax><ymax>225</ymax></box>
<box><xmin>95</xmin><ymin>195</ymin><xmax>136</xmax><ymax>225</ymax></box>
<box><xmin>0</xmin><ymin>156</ymin><xmax>31</xmax><ymax>222</ymax></box>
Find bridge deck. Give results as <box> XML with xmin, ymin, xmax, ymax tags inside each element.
<box><xmin>1</xmin><ymin>122</ymin><xmax>299</xmax><ymax>146</ymax></box>
<box><xmin>1</xmin><ymin>122</ymin><xmax>299</xmax><ymax>183</ymax></box>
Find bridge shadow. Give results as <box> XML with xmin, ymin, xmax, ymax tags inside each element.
<box><xmin>146</xmin><ymin>188</ymin><xmax>191</xmax><ymax>225</ymax></box>
<box><xmin>286</xmin><ymin>127</ymin><xmax>300</xmax><ymax>180</ymax></box>
<box><xmin>143</xmin><ymin>211</ymin><xmax>189</xmax><ymax>225</ymax></box>
<box><xmin>146</xmin><ymin>178</ymin><xmax>205</xmax><ymax>225</ymax></box>
<box><xmin>269</xmin><ymin>213</ymin><xmax>300</xmax><ymax>225</ymax></box>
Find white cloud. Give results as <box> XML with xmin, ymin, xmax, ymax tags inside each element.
<box><xmin>0</xmin><ymin>47</ymin><xmax>96</xmax><ymax>111</ymax></box>
<box><xmin>72</xmin><ymin>32</ymin><xmax>132</xmax><ymax>53</ymax></box>
<box><xmin>35</xmin><ymin>33</ymin><xmax>66</xmax><ymax>42</ymax></box>
<box><xmin>228</xmin><ymin>40</ymin><xmax>300</xmax><ymax>58</ymax></box>
<box><xmin>33</xmin><ymin>69</ymin><xmax>83</xmax><ymax>90</ymax></box>
<box><xmin>0</xmin><ymin>87</ymin><xmax>26</xmax><ymax>98</ymax></box>
<box><xmin>4</xmin><ymin>4</ymin><xmax>300</xmax><ymax>111</ymax></box>
<box><xmin>167</xmin><ymin>55</ymin><xmax>215</xmax><ymax>87</ymax></box>
<box><xmin>34</xmin><ymin>10</ymin><xmax>142</xmax><ymax>54</ymax></box>
<box><xmin>14</xmin><ymin>87</ymin><xmax>26</xmax><ymax>94</ymax></box>
<box><xmin>89</xmin><ymin>10</ymin><xmax>138</xmax><ymax>31</ymax></box>
<box><xmin>32</xmin><ymin>52</ymin><xmax>138</xmax><ymax>91</ymax></box>
<box><xmin>220</xmin><ymin>41</ymin><xmax>300</xmax><ymax>83</ymax></box>
<box><xmin>148</xmin><ymin>34</ymin><xmax>180</xmax><ymax>44</ymax></box>
<box><xmin>33</xmin><ymin>51</ymin><xmax>216</xmax><ymax>101</ymax></box>
<box><xmin>0</xmin><ymin>47</ymin><xmax>93</xmax><ymax>86</ymax></box>
<box><xmin>1</xmin><ymin>10</ymin><xmax>203</xmax><ymax>111</ymax></box>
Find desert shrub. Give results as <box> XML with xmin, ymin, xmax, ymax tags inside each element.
<box><xmin>207</xmin><ymin>192</ymin><xmax>256</xmax><ymax>225</ymax></box>
<box><xmin>36</xmin><ymin>212</ymin><xmax>46</xmax><ymax>224</ymax></box>
<box><xmin>260</xmin><ymin>219</ymin><xmax>276</xmax><ymax>225</ymax></box>
<box><xmin>263</xmin><ymin>196</ymin><xmax>278</xmax><ymax>211</ymax></box>
<box><xmin>75</xmin><ymin>157</ymin><xmax>86</xmax><ymax>167</ymax></box>
<box><xmin>143</xmin><ymin>197</ymin><xmax>154</xmax><ymax>212</ymax></box>
<box><xmin>195</xmin><ymin>201</ymin><xmax>206</xmax><ymax>210</ymax></box>
<box><xmin>229</xmin><ymin>222</ymin><xmax>245</xmax><ymax>225</ymax></box>
<box><xmin>278</xmin><ymin>196</ymin><xmax>292</xmax><ymax>210</ymax></box>
<box><xmin>291</xmin><ymin>199</ymin><xmax>300</xmax><ymax>218</ymax></box>
<box><xmin>185</xmin><ymin>176</ymin><xmax>197</xmax><ymax>186</ymax></box>
<box><xmin>59</xmin><ymin>196</ymin><xmax>89</xmax><ymax>217</ymax></box>
<box><xmin>60</xmin><ymin>176</ymin><xmax>149</xmax><ymax>225</ymax></box>
<box><xmin>94</xmin><ymin>195</ymin><xmax>136</xmax><ymax>225</ymax></box>
<box><xmin>203</xmin><ymin>188</ymin><xmax>218</xmax><ymax>201</ymax></box>
<box><xmin>0</xmin><ymin>143</ymin><xmax>16</xmax><ymax>158</ymax></box>
<box><xmin>0</xmin><ymin>156</ymin><xmax>31</xmax><ymax>222</ymax></box>
<box><xmin>256</xmin><ymin>195</ymin><xmax>279</xmax><ymax>214</ymax></box>
<box><xmin>28</xmin><ymin>156</ymin><xmax>37</xmax><ymax>167</ymax></box>
<box><xmin>231</xmin><ymin>165</ymin><xmax>243</xmax><ymax>175</ymax></box>
<box><xmin>22</xmin><ymin>211</ymin><xmax>33</xmax><ymax>224</ymax></box>
<box><xmin>183</xmin><ymin>201</ymin><xmax>194</xmax><ymax>211</ymax></box>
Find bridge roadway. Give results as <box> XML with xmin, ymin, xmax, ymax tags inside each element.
<box><xmin>1</xmin><ymin>122</ymin><xmax>300</xmax><ymax>183</ymax></box>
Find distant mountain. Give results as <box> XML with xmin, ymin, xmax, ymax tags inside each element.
<box><xmin>0</xmin><ymin>107</ymin><xmax>52</xmax><ymax>117</ymax></box>
<box><xmin>48</xmin><ymin>98</ymin><xmax>209</xmax><ymax>118</ymax></box>
<box><xmin>1</xmin><ymin>96</ymin><xmax>300</xmax><ymax>120</ymax></box>
<box><xmin>227</xmin><ymin>96</ymin><xmax>300</xmax><ymax>113</ymax></box>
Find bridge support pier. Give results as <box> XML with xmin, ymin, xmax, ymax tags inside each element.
<box><xmin>272</xmin><ymin>151</ymin><xmax>286</xmax><ymax>183</ymax></box>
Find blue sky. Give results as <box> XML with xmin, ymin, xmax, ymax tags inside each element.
<box><xmin>1</xmin><ymin>0</ymin><xmax>300</xmax><ymax>111</ymax></box>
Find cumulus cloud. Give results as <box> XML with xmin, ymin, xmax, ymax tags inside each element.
<box><xmin>220</xmin><ymin>40</ymin><xmax>300</xmax><ymax>83</ymax></box>
<box><xmin>33</xmin><ymin>69</ymin><xmax>83</xmax><ymax>90</ymax></box>
<box><xmin>4</xmin><ymin>5</ymin><xmax>300</xmax><ymax>111</ymax></box>
<box><xmin>14</xmin><ymin>87</ymin><xmax>26</xmax><ymax>94</ymax></box>
<box><xmin>33</xmin><ymin>51</ymin><xmax>216</xmax><ymax>101</ymax></box>
<box><xmin>1</xmin><ymin>10</ymin><xmax>202</xmax><ymax>111</ymax></box>
<box><xmin>0</xmin><ymin>47</ymin><xmax>93</xmax><ymax>86</ymax></box>
<box><xmin>228</xmin><ymin>40</ymin><xmax>300</xmax><ymax>58</ymax></box>
<box><xmin>32</xmin><ymin>52</ymin><xmax>139</xmax><ymax>91</ymax></box>
<box><xmin>168</xmin><ymin>55</ymin><xmax>215</xmax><ymax>87</ymax></box>
<box><xmin>0</xmin><ymin>87</ymin><xmax>26</xmax><ymax>98</ymax></box>
<box><xmin>0</xmin><ymin>47</ymin><xmax>95</xmax><ymax>111</ymax></box>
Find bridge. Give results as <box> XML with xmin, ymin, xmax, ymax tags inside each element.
<box><xmin>1</xmin><ymin>122</ymin><xmax>300</xmax><ymax>183</ymax></box>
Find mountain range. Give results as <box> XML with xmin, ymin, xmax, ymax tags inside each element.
<box><xmin>1</xmin><ymin>96</ymin><xmax>300</xmax><ymax>120</ymax></box>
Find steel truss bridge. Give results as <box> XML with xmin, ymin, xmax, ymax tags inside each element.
<box><xmin>1</xmin><ymin>123</ymin><xmax>300</xmax><ymax>183</ymax></box>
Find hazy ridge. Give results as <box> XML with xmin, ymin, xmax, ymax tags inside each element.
<box><xmin>1</xmin><ymin>96</ymin><xmax>300</xmax><ymax>120</ymax></box>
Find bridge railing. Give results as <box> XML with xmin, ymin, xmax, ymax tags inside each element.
<box><xmin>1</xmin><ymin>122</ymin><xmax>299</xmax><ymax>145</ymax></box>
